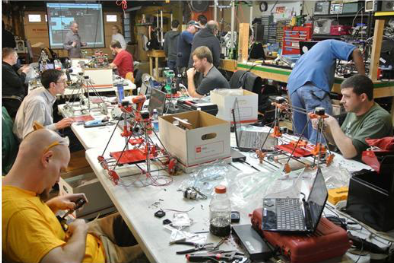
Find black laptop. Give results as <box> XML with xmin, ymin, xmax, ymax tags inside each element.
<box><xmin>262</xmin><ymin>168</ymin><xmax>328</xmax><ymax>233</ymax></box>
<box><xmin>232</xmin><ymin>98</ymin><xmax>276</xmax><ymax>152</ymax></box>
<box><xmin>148</xmin><ymin>88</ymin><xmax>166</xmax><ymax>116</ymax></box>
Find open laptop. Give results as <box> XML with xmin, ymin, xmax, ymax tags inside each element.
<box><xmin>262</xmin><ymin>168</ymin><xmax>328</xmax><ymax>233</ymax></box>
<box><xmin>148</xmin><ymin>88</ymin><xmax>166</xmax><ymax>116</ymax></box>
<box><xmin>232</xmin><ymin>98</ymin><xmax>276</xmax><ymax>152</ymax></box>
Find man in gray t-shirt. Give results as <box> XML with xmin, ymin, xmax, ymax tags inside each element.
<box><xmin>187</xmin><ymin>46</ymin><xmax>229</xmax><ymax>98</ymax></box>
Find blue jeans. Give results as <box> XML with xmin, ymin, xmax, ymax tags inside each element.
<box><xmin>290</xmin><ymin>84</ymin><xmax>332</xmax><ymax>144</ymax></box>
<box><xmin>167</xmin><ymin>60</ymin><xmax>177</xmax><ymax>73</ymax></box>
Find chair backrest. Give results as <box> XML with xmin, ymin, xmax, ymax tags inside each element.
<box><xmin>125</xmin><ymin>72</ymin><xmax>135</xmax><ymax>83</ymax></box>
<box><xmin>229</xmin><ymin>70</ymin><xmax>263</xmax><ymax>92</ymax></box>
<box><xmin>2</xmin><ymin>107</ymin><xmax>19</xmax><ymax>175</ymax></box>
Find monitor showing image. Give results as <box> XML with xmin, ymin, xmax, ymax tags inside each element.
<box><xmin>46</xmin><ymin>3</ymin><xmax>104</xmax><ymax>49</ymax></box>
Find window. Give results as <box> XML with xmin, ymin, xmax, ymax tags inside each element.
<box><xmin>28</xmin><ymin>14</ymin><xmax>41</xmax><ymax>23</ymax></box>
<box><xmin>106</xmin><ymin>15</ymin><xmax>117</xmax><ymax>22</ymax></box>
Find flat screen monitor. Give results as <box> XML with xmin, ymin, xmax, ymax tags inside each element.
<box><xmin>46</xmin><ymin>3</ymin><xmax>104</xmax><ymax>49</ymax></box>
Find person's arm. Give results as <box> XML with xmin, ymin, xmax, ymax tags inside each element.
<box><xmin>324</xmin><ymin>116</ymin><xmax>358</xmax><ymax>159</ymax></box>
<box><xmin>46</xmin><ymin>194</ymin><xmax>88</xmax><ymax>214</ymax></box>
<box><xmin>187</xmin><ymin>68</ymin><xmax>203</xmax><ymax>98</ymax></box>
<box><xmin>352</xmin><ymin>49</ymin><xmax>365</xmax><ymax>75</ymax></box>
<box><xmin>3</xmin><ymin>65</ymin><xmax>25</xmax><ymax>91</ymax></box>
<box><xmin>164</xmin><ymin>34</ymin><xmax>169</xmax><ymax>57</ymax></box>
<box><xmin>63</xmin><ymin>34</ymin><xmax>75</xmax><ymax>50</ymax></box>
<box><xmin>212</xmin><ymin>39</ymin><xmax>221</xmax><ymax>68</ymax></box>
<box><xmin>40</xmin><ymin>219</ymin><xmax>88</xmax><ymax>263</ymax></box>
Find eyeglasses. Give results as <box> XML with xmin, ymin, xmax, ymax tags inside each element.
<box><xmin>43</xmin><ymin>136</ymin><xmax>70</xmax><ymax>153</ymax></box>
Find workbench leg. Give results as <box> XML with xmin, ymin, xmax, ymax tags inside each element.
<box><xmin>155</xmin><ymin>57</ymin><xmax>159</xmax><ymax>79</ymax></box>
<box><xmin>149</xmin><ymin>57</ymin><xmax>153</xmax><ymax>77</ymax></box>
<box><xmin>391</xmin><ymin>97</ymin><xmax>394</xmax><ymax>125</ymax></box>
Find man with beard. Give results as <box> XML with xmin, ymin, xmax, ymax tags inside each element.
<box><xmin>312</xmin><ymin>74</ymin><xmax>392</xmax><ymax>160</ymax></box>
<box><xmin>2</xmin><ymin>129</ymin><xmax>145</xmax><ymax>263</ymax></box>
<box><xmin>187</xmin><ymin>46</ymin><xmax>229</xmax><ymax>98</ymax></box>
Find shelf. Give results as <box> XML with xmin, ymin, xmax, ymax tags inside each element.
<box><xmin>375</xmin><ymin>12</ymin><xmax>394</xmax><ymax>17</ymax></box>
<box><xmin>312</xmin><ymin>34</ymin><xmax>342</xmax><ymax>39</ymax></box>
<box><xmin>313</xmin><ymin>13</ymin><xmax>369</xmax><ymax>19</ymax></box>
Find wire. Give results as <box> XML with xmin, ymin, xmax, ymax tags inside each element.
<box><xmin>163</xmin><ymin>207</ymin><xmax>195</xmax><ymax>213</ymax></box>
<box><xmin>116</xmin><ymin>0</ymin><xmax>127</xmax><ymax>10</ymax></box>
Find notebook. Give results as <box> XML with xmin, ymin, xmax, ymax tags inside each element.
<box><xmin>262</xmin><ymin>168</ymin><xmax>328</xmax><ymax>233</ymax></box>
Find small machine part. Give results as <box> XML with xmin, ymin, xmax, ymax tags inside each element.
<box><xmin>163</xmin><ymin>69</ymin><xmax>175</xmax><ymax>93</ymax></box>
<box><xmin>155</xmin><ymin>209</ymin><xmax>166</xmax><ymax>218</ymax></box>
<box><xmin>57</xmin><ymin>198</ymin><xmax>87</xmax><ymax>231</ymax></box>
<box><xmin>183</xmin><ymin>187</ymin><xmax>208</xmax><ymax>200</ymax></box>
<box><xmin>163</xmin><ymin>219</ymin><xmax>172</xmax><ymax>225</ymax></box>
<box><xmin>314</xmin><ymin>107</ymin><xmax>325</xmax><ymax>116</ymax></box>
<box><xmin>231</xmin><ymin>211</ymin><xmax>240</xmax><ymax>223</ymax></box>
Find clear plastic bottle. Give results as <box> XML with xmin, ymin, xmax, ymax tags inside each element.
<box><xmin>152</xmin><ymin>109</ymin><xmax>159</xmax><ymax>132</ymax></box>
<box><xmin>209</xmin><ymin>185</ymin><xmax>231</xmax><ymax>237</ymax></box>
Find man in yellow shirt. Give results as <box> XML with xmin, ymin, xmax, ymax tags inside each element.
<box><xmin>2</xmin><ymin>129</ymin><xmax>143</xmax><ymax>263</ymax></box>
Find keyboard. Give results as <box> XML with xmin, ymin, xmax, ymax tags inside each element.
<box><xmin>275</xmin><ymin>198</ymin><xmax>306</xmax><ymax>231</ymax></box>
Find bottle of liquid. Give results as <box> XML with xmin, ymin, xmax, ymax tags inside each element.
<box><xmin>152</xmin><ymin>109</ymin><xmax>159</xmax><ymax>132</ymax></box>
<box><xmin>209</xmin><ymin>185</ymin><xmax>231</xmax><ymax>237</ymax></box>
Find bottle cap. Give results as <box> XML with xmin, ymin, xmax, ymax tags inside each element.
<box><xmin>215</xmin><ymin>185</ymin><xmax>226</xmax><ymax>194</ymax></box>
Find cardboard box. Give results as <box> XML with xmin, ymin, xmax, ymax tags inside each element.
<box><xmin>159</xmin><ymin>111</ymin><xmax>231</xmax><ymax>171</ymax></box>
<box><xmin>210</xmin><ymin>89</ymin><xmax>258</xmax><ymax>124</ymax></box>
<box><xmin>83</xmin><ymin>68</ymin><xmax>113</xmax><ymax>89</ymax></box>
<box><xmin>59</xmin><ymin>173</ymin><xmax>115</xmax><ymax>219</ymax></box>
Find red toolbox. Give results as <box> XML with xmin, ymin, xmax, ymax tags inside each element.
<box><xmin>251</xmin><ymin>208</ymin><xmax>351</xmax><ymax>263</ymax></box>
<box><xmin>330</xmin><ymin>25</ymin><xmax>352</xmax><ymax>35</ymax></box>
<box><xmin>282</xmin><ymin>26</ymin><xmax>313</xmax><ymax>55</ymax></box>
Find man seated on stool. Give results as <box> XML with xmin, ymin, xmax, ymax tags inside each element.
<box><xmin>2</xmin><ymin>129</ymin><xmax>144</xmax><ymax>263</ymax></box>
<box><xmin>13</xmin><ymin>69</ymin><xmax>74</xmax><ymax>140</ymax></box>
<box><xmin>313</xmin><ymin>74</ymin><xmax>392</xmax><ymax>160</ymax></box>
<box><xmin>187</xmin><ymin>46</ymin><xmax>229</xmax><ymax>98</ymax></box>
<box><xmin>109</xmin><ymin>40</ymin><xmax>134</xmax><ymax>79</ymax></box>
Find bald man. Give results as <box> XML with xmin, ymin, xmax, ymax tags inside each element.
<box><xmin>64</xmin><ymin>21</ymin><xmax>86</xmax><ymax>58</ymax></box>
<box><xmin>3</xmin><ymin>129</ymin><xmax>144</xmax><ymax>263</ymax></box>
<box><xmin>188</xmin><ymin>20</ymin><xmax>221</xmax><ymax>68</ymax></box>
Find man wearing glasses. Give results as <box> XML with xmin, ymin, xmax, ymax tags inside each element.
<box><xmin>3</xmin><ymin>129</ymin><xmax>144</xmax><ymax>263</ymax></box>
<box><xmin>13</xmin><ymin>69</ymin><xmax>74</xmax><ymax>140</ymax></box>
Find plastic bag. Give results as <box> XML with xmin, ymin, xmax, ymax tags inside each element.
<box><xmin>178</xmin><ymin>161</ymin><xmax>230</xmax><ymax>196</ymax></box>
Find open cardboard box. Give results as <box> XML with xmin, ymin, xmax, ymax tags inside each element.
<box><xmin>159</xmin><ymin>111</ymin><xmax>231</xmax><ymax>172</ymax></box>
<box><xmin>210</xmin><ymin>89</ymin><xmax>258</xmax><ymax>124</ymax></box>
<box><xmin>59</xmin><ymin>173</ymin><xmax>115</xmax><ymax>219</ymax></box>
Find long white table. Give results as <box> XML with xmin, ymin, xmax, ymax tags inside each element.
<box><xmin>61</xmin><ymin>104</ymin><xmax>392</xmax><ymax>262</ymax></box>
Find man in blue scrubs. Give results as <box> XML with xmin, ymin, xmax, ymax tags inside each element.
<box><xmin>287</xmin><ymin>40</ymin><xmax>365</xmax><ymax>143</ymax></box>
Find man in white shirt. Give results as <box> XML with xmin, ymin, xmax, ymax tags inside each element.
<box><xmin>111</xmin><ymin>25</ymin><xmax>127</xmax><ymax>50</ymax></box>
<box><xmin>13</xmin><ymin>69</ymin><xmax>74</xmax><ymax>140</ymax></box>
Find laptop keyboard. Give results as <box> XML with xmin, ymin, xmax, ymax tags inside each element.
<box><xmin>276</xmin><ymin>198</ymin><xmax>306</xmax><ymax>231</ymax></box>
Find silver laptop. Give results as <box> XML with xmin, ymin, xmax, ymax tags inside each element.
<box><xmin>232</xmin><ymin>98</ymin><xmax>276</xmax><ymax>152</ymax></box>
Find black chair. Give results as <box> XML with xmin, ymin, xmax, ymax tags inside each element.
<box><xmin>2</xmin><ymin>95</ymin><xmax>23</xmax><ymax>119</ymax></box>
<box><xmin>228</xmin><ymin>70</ymin><xmax>263</xmax><ymax>92</ymax></box>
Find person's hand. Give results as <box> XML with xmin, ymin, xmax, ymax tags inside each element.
<box><xmin>186</xmin><ymin>68</ymin><xmax>196</xmax><ymax>79</ymax></box>
<box><xmin>18</xmin><ymin>65</ymin><xmax>30</xmax><ymax>74</ymax></box>
<box><xmin>56</xmin><ymin>118</ymin><xmax>74</xmax><ymax>129</ymax></box>
<box><xmin>66</xmin><ymin>219</ymin><xmax>88</xmax><ymax>240</ymax></box>
<box><xmin>72</xmin><ymin>41</ymin><xmax>77</xmax><ymax>47</ymax></box>
<box><xmin>46</xmin><ymin>193</ymin><xmax>88</xmax><ymax>212</ymax></box>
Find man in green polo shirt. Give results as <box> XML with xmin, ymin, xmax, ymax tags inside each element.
<box><xmin>313</xmin><ymin>74</ymin><xmax>392</xmax><ymax>160</ymax></box>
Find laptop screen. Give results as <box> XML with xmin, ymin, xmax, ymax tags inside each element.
<box><xmin>233</xmin><ymin>98</ymin><xmax>242</xmax><ymax>145</ymax></box>
<box><xmin>148</xmin><ymin>88</ymin><xmax>166</xmax><ymax>116</ymax></box>
<box><xmin>307</xmin><ymin>168</ymin><xmax>328</xmax><ymax>231</ymax></box>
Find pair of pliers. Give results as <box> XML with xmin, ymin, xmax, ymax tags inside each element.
<box><xmin>175</xmin><ymin>241</ymin><xmax>215</xmax><ymax>255</ymax></box>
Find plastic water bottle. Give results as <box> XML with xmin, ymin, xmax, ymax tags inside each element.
<box><xmin>54</xmin><ymin>59</ymin><xmax>62</xmax><ymax>70</ymax></box>
<box><xmin>152</xmin><ymin>109</ymin><xmax>159</xmax><ymax>132</ymax></box>
<box><xmin>209</xmin><ymin>185</ymin><xmax>231</xmax><ymax>237</ymax></box>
